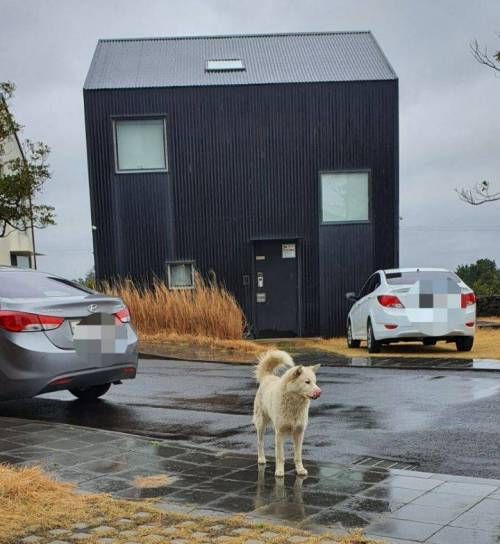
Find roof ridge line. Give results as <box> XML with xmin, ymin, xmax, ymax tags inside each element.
<box><xmin>98</xmin><ymin>30</ymin><xmax>372</xmax><ymax>43</ymax></box>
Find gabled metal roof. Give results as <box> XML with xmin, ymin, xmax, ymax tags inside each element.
<box><xmin>84</xmin><ymin>31</ymin><xmax>397</xmax><ymax>90</ymax></box>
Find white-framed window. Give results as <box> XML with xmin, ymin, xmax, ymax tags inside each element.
<box><xmin>320</xmin><ymin>171</ymin><xmax>370</xmax><ymax>223</ymax></box>
<box><xmin>114</xmin><ymin>118</ymin><xmax>167</xmax><ymax>172</ymax></box>
<box><xmin>167</xmin><ymin>261</ymin><xmax>195</xmax><ymax>290</ymax></box>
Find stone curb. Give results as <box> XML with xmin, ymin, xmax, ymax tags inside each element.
<box><xmin>139</xmin><ymin>351</ymin><xmax>500</xmax><ymax>372</ymax></box>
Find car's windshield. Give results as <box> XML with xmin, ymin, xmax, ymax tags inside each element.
<box><xmin>385</xmin><ymin>270</ymin><xmax>461</xmax><ymax>285</ymax></box>
<box><xmin>0</xmin><ymin>272</ymin><xmax>94</xmax><ymax>298</ymax></box>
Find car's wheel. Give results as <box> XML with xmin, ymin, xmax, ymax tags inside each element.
<box><xmin>456</xmin><ymin>337</ymin><xmax>474</xmax><ymax>352</ymax></box>
<box><xmin>347</xmin><ymin>320</ymin><xmax>361</xmax><ymax>348</ymax></box>
<box><xmin>69</xmin><ymin>383</ymin><xmax>111</xmax><ymax>401</ymax></box>
<box><xmin>367</xmin><ymin>320</ymin><xmax>381</xmax><ymax>353</ymax></box>
<box><xmin>423</xmin><ymin>338</ymin><xmax>437</xmax><ymax>346</ymax></box>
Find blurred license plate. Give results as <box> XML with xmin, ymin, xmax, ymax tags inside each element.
<box><xmin>69</xmin><ymin>320</ymin><xmax>80</xmax><ymax>334</ymax></box>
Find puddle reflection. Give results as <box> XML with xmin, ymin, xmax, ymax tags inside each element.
<box><xmin>251</xmin><ymin>461</ymin><xmax>394</xmax><ymax>524</ymax></box>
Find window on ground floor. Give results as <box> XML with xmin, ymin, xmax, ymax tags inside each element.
<box><xmin>166</xmin><ymin>261</ymin><xmax>195</xmax><ymax>290</ymax></box>
<box><xmin>320</xmin><ymin>171</ymin><xmax>369</xmax><ymax>223</ymax></box>
<box><xmin>10</xmin><ymin>252</ymin><xmax>32</xmax><ymax>269</ymax></box>
<box><xmin>114</xmin><ymin>118</ymin><xmax>167</xmax><ymax>172</ymax></box>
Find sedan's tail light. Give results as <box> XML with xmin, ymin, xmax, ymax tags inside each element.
<box><xmin>377</xmin><ymin>295</ymin><xmax>405</xmax><ymax>309</ymax></box>
<box><xmin>461</xmin><ymin>292</ymin><xmax>476</xmax><ymax>309</ymax></box>
<box><xmin>0</xmin><ymin>311</ymin><xmax>64</xmax><ymax>332</ymax></box>
<box><xmin>114</xmin><ymin>307</ymin><xmax>131</xmax><ymax>324</ymax></box>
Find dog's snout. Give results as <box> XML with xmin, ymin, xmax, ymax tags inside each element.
<box><xmin>310</xmin><ymin>386</ymin><xmax>321</xmax><ymax>399</ymax></box>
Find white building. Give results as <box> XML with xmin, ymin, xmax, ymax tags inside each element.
<box><xmin>0</xmin><ymin>101</ymin><xmax>36</xmax><ymax>268</ymax></box>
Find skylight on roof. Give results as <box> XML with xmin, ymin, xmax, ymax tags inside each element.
<box><xmin>206</xmin><ymin>59</ymin><xmax>245</xmax><ymax>72</ymax></box>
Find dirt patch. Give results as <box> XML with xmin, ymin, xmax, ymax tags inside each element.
<box><xmin>139</xmin><ymin>334</ymin><xmax>272</xmax><ymax>364</ymax></box>
<box><xmin>133</xmin><ymin>474</ymin><xmax>172</xmax><ymax>488</ymax></box>
<box><xmin>482</xmin><ymin>316</ymin><xmax>500</xmax><ymax>323</ymax></box>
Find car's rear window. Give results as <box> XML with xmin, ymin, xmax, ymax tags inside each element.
<box><xmin>385</xmin><ymin>271</ymin><xmax>460</xmax><ymax>285</ymax></box>
<box><xmin>0</xmin><ymin>272</ymin><xmax>94</xmax><ymax>298</ymax></box>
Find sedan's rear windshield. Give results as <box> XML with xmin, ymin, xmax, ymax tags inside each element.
<box><xmin>0</xmin><ymin>272</ymin><xmax>94</xmax><ymax>298</ymax></box>
<box><xmin>385</xmin><ymin>271</ymin><xmax>460</xmax><ymax>285</ymax></box>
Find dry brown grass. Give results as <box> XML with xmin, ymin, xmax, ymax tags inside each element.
<box><xmin>297</xmin><ymin>327</ymin><xmax>500</xmax><ymax>360</ymax></box>
<box><xmin>103</xmin><ymin>275</ymin><xmax>246</xmax><ymax>340</ymax></box>
<box><xmin>0</xmin><ymin>463</ymin><xmax>161</xmax><ymax>543</ymax></box>
<box><xmin>0</xmin><ymin>463</ymin><xmax>382</xmax><ymax>544</ymax></box>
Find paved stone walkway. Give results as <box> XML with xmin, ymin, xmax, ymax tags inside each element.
<box><xmin>3</xmin><ymin>416</ymin><xmax>500</xmax><ymax>543</ymax></box>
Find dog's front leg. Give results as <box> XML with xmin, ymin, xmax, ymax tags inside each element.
<box><xmin>292</xmin><ymin>428</ymin><xmax>308</xmax><ymax>476</ymax></box>
<box><xmin>256</xmin><ymin>423</ymin><xmax>267</xmax><ymax>465</ymax></box>
<box><xmin>274</xmin><ymin>430</ymin><xmax>285</xmax><ymax>477</ymax></box>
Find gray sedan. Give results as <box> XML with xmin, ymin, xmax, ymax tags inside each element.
<box><xmin>0</xmin><ymin>267</ymin><xmax>138</xmax><ymax>401</ymax></box>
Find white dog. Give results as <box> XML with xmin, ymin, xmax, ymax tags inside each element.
<box><xmin>252</xmin><ymin>350</ymin><xmax>321</xmax><ymax>477</ymax></box>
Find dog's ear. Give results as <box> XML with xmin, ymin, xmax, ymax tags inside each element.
<box><xmin>292</xmin><ymin>366</ymin><xmax>303</xmax><ymax>379</ymax></box>
<box><xmin>311</xmin><ymin>364</ymin><xmax>321</xmax><ymax>373</ymax></box>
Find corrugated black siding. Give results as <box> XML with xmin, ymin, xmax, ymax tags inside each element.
<box><xmin>84</xmin><ymin>79</ymin><xmax>398</xmax><ymax>336</ymax></box>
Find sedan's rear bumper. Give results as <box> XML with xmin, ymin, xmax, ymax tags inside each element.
<box><xmin>371</xmin><ymin>315</ymin><xmax>475</xmax><ymax>341</ymax></box>
<box><xmin>0</xmin><ymin>357</ymin><xmax>138</xmax><ymax>401</ymax></box>
<box><xmin>370</xmin><ymin>304</ymin><xmax>476</xmax><ymax>341</ymax></box>
<box><xmin>38</xmin><ymin>364</ymin><xmax>137</xmax><ymax>395</ymax></box>
<box><xmin>0</xmin><ymin>325</ymin><xmax>138</xmax><ymax>401</ymax></box>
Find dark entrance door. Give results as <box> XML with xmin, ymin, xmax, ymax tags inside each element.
<box><xmin>253</xmin><ymin>240</ymin><xmax>299</xmax><ymax>338</ymax></box>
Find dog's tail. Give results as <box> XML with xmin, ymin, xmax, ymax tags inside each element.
<box><xmin>255</xmin><ymin>350</ymin><xmax>295</xmax><ymax>383</ymax></box>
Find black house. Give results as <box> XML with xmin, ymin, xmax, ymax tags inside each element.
<box><xmin>83</xmin><ymin>31</ymin><xmax>398</xmax><ymax>337</ymax></box>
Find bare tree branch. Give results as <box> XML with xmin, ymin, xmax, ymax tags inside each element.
<box><xmin>457</xmin><ymin>37</ymin><xmax>500</xmax><ymax>206</ymax></box>
<box><xmin>456</xmin><ymin>180</ymin><xmax>500</xmax><ymax>205</ymax></box>
<box><xmin>470</xmin><ymin>38</ymin><xmax>500</xmax><ymax>72</ymax></box>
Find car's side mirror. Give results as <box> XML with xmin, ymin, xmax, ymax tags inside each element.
<box><xmin>346</xmin><ymin>291</ymin><xmax>359</xmax><ymax>302</ymax></box>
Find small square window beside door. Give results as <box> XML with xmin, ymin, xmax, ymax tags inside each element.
<box><xmin>321</xmin><ymin>171</ymin><xmax>369</xmax><ymax>223</ymax></box>
<box><xmin>167</xmin><ymin>262</ymin><xmax>195</xmax><ymax>289</ymax></box>
<box><xmin>114</xmin><ymin>118</ymin><xmax>167</xmax><ymax>172</ymax></box>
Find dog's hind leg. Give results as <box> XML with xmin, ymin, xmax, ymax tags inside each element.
<box><xmin>292</xmin><ymin>428</ymin><xmax>308</xmax><ymax>476</ymax></box>
<box><xmin>254</xmin><ymin>413</ymin><xmax>268</xmax><ymax>465</ymax></box>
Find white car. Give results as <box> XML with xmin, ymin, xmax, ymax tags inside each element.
<box><xmin>346</xmin><ymin>268</ymin><xmax>476</xmax><ymax>353</ymax></box>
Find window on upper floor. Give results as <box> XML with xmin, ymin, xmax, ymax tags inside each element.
<box><xmin>114</xmin><ymin>118</ymin><xmax>167</xmax><ymax>172</ymax></box>
<box><xmin>320</xmin><ymin>171</ymin><xmax>370</xmax><ymax>223</ymax></box>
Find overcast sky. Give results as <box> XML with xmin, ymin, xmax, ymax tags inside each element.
<box><xmin>1</xmin><ymin>0</ymin><xmax>499</xmax><ymax>279</ymax></box>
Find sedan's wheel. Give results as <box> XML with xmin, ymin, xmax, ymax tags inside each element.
<box><xmin>367</xmin><ymin>320</ymin><xmax>381</xmax><ymax>354</ymax></box>
<box><xmin>69</xmin><ymin>383</ymin><xmax>111</xmax><ymax>401</ymax></box>
<box><xmin>423</xmin><ymin>338</ymin><xmax>437</xmax><ymax>346</ymax></box>
<box><xmin>456</xmin><ymin>337</ymin><xmax>474</xmax><ymax>352</ymax></box>
<box><xmin>347</xmin><ymin>320</ymin><xmax>361</xmax><ymax>348</ymax></box>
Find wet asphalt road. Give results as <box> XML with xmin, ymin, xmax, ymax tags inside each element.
<box><xmin>2</xmin><ymin>358</ymin><xmax>500</xmax><ymax>479</ymax></box>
